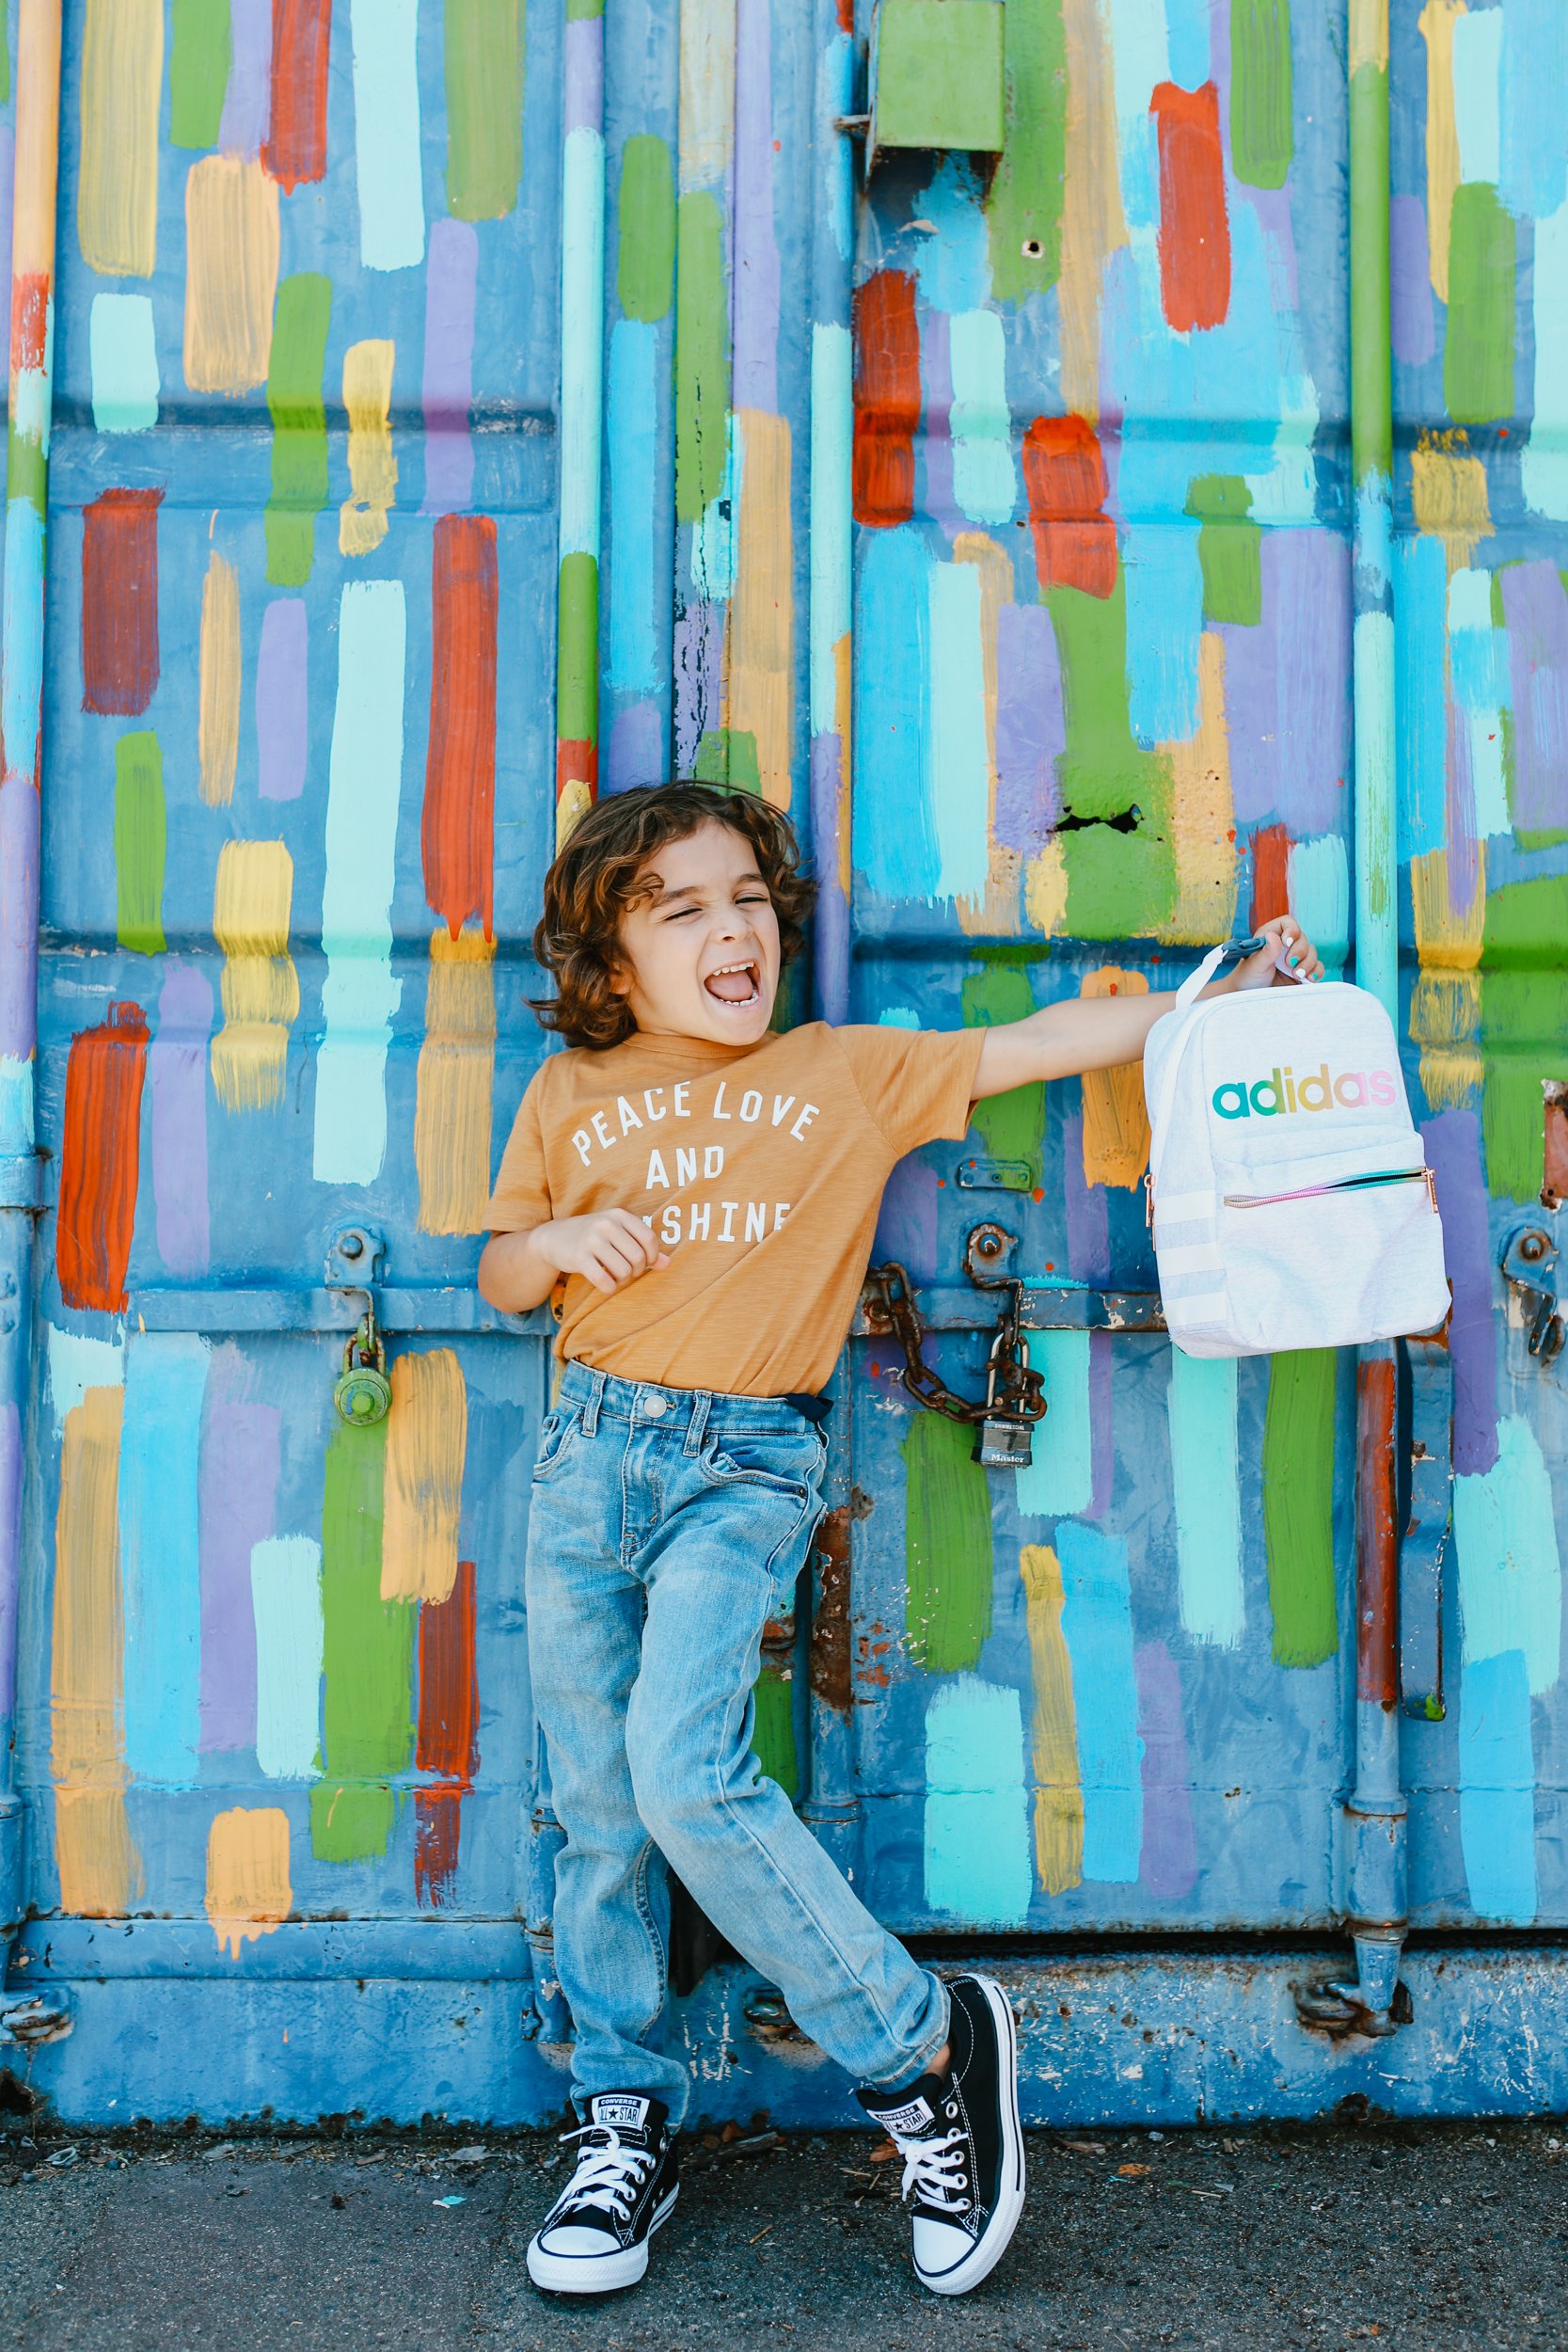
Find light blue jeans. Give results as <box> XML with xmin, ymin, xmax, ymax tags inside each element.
<box><xmin>525</xmin><ymin>1362</ymin><xmax>950</xmax><ymax>2126</ymax></box>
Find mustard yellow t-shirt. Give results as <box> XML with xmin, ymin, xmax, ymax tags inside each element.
<box><xmin>483</xmin><ymin>1022</ymin><xmax>985</xmax><ymax>1396</ymax></box>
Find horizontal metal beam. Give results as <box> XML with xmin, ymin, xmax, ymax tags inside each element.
<box><xmin>859</xmin><ymin>1286</ymin><xmax>1167</xmax><ymax>1336</ymax></box>
<box><xmin>125</xmin><ymin>1289</ymin><xmax>551</xmax><ymax>1338</ymax></box>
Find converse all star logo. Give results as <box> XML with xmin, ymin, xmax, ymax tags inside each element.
<box><xmin>592</xmin><ymin>2095</ymin><xmax>651</xmax><ymax>2130</ymax></box>
<box><xmin>877</xmin><ymin>2096</ymin><xmax>936</xmax><ymax>2136</ymax></box>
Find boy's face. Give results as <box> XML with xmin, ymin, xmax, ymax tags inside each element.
<box><xmin>611</xmin><ymin>819</ymin><xmax>782</xmax><ymax>1047</ymax></box>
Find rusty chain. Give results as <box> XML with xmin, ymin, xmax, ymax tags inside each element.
<box><xmin>863</xmin><ymin>1224</ymin><xmax>1046</xmax><ymax>1430</ymax></box>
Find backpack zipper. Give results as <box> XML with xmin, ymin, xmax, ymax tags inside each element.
<box><xmin>1222</xmin><ymin>1168</ymin><xmax>1438</xmax><ymax>1212</ymax></box>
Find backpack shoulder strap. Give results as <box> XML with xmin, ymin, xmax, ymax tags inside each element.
<box><xmin>1147</xmin><ymin>942</ymin><xmax>1229</xmax><ymax>1194</ymax></box>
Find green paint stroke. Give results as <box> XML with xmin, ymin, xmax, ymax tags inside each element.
<box><xmin>1261</xmin><ymin>1349</ymin><xmax>1339</xmax><ymax>1668</ymax></box>
<box><xmin>1188</xmin><ymin>474</ymin><xmax>1261</xmax><ymax>626</ymax></box>
<box><xmin>962</xmin><ymin>956</ymin><xmax>1044</xmax><ymax>1186</ymax></box>
<box><xmin>265</xmin><ymin>275</ymin><xmax>332</xmax><ymax>589</ymax></box>
<box><xmin>7</xmin><ymin>417</ymin><xmax>47</xmax><ymax>514</ymax></box>
<box><xmin>1445</xmin><ymin>183</ymin><xmax>1515</xmax><ymax>428</ymax></box>
<box><xmin>676</xmin><ymin>192</ymin><xmax>730</xmax><ymax>525</ymax></box>
<box><xmin>903</xmin><ymin>1411</ymin><xmax>994</xmax><ymax>1676</ymax></box>
<box><xmin>0</xmin><ymin>4</ymin><xmax>10</xmax><ymax>105</ymax></box>
<box><xmin>986</xmin><ymin>0</ymin><xmax>1066</xmax><ymax>303</ymax></box>
<box><xmin>1045</xmin><ymin>579</ymin><xmax>1175</xmax><ymax>940</ymax></box>
<box><xmin>1229</xmin><ymin>0</ymin><xmax>1292</xmax><ymax>191</ymax></box>
<box><xmin>618</xmin><ymin>135</ymin><xmax>676</xmax><ymax>324</ymax></box>
<box><xmin>310</xmin><ymin>1418</ymin><xmax>415</xmax><ymax>1863</ymax></box>
<box><xmin>170</xmin><ymin>0</ymin><xmax>231</xmax><ymax>149</ymax></box>
<box><xmin>114</xmin><ymin>731</ymin><xmax>166</xmax><ymax>957</ymax></box>
<box><xmin>751</xmin><ymin>1667</ymin><xmax>798</xmax><ymax>1800</ymax></box>
<box><xmin>446</xmin><ymin>0</ymin><xmax>526</xmax><ymax>223</ymax></box>
<box><xmin>557</xmin><ymin>552</ymin><xmax>598</xmax><ymax>752</ymax></box>
<box><xmin>1481</xmin><ymin>875</ymin><xmax>1568</xmax><ymax>1202</ymax></box>
<box><xmin>565</xmin><ymin>0</ymin><xmax>603</xmax><ymax>14</ymax></box>
<box><xmin>694</xmin><ymin>727</ymin><xmax>761</xmax><ymax>792</ymax></box>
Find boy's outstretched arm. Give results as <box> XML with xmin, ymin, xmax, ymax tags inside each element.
<box><xmin>971</xmin><ymin>916</ymin><xmax>1324</xmax><ymax>1101</ymax></box>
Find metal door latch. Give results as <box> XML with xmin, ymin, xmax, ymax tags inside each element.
<box><xmin>1500</xmin><ymin>1224</ymin><xmax>1563</xmax><ymax>1363</ymax></box>
<box><xmin>863</xmin><ymin>1223</ymin><xmax>1047</xmax><ymax>1469</ymax></box>
<box><xmin>326</xmin><ymin>1226</ymin><xmax>392</xmax><ymax>1425</ymax></box>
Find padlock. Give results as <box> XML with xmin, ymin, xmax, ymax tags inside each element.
<box><xmin>974</xmin><ymin>1415</ymin><xmax>1035</xmax><ymax>1470</ymax></box>
<box><xmin>334</xmin><ymin>1311</ymin><xmax>391</xmax><ymax>1426</ymax></box>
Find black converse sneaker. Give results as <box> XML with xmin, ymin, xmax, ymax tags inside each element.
<box><xmin>526</xmin><ymin>2093</ymin><xmax>679</xmax><ymax>2294</ymax></box>
<box><xmin>858</xmin><ymin>1975</ymin><xmax>1024</xmax><ymax>2296</ymax></box>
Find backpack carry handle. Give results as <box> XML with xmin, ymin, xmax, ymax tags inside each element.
<box><xmin>1148</xmin><ymin>941</ymin><xmax>1231</xmax><ymax>1191</ymax></box>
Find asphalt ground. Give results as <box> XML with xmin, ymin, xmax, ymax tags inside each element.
<box><xmin>4</xmin><ymin>2111</ymin><xmax>1567</xmax><ymax>2351</ymax></box>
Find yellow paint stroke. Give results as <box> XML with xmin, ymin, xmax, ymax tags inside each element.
<box><xmin>381</xmin><ymin>1348</ymin><xmax>467</xmax><ymax>1604</ymax></box>
<box><xmin>727</xmin><ymin>408</ymin><xmax>795</xmax><ymax>810</ymax></box>
<box><xmin>832</xmin><ymin>630</ymin><xmax>853</xmax><ymax>901</ymax></box>
<box><xmin>206</xmin><ymin>1806</ymin><xmax>293</xmax><ymax>1958</ymax></box>
<box><xmin>1079</xmin><ymin>967</ymin><xmax>1152</xmax><ymax>1187</ymax></box>
<box><xmin>557</xmin><ymin>778</ymin><xmax>593</xmax><ymax>851</ymax></box>
<box><xmin>1418</xmin><ymin>0</ymin><xmax>1466</xmax><ymax>303</ymax></box>
<box><xmin>677</xmin><ymin>0</ymin><xmax>736</xmax><ymax>191</ymax></box>
<box><xmin>53</xmin><ymin>1387</ymin><xmax>141</xmax><ymax>1918</ymax></box>
<box><xmin>1023</xmin><ymin>837</ymin><xmax>1069</xmax><ymax>938</ymax></box>
<box><xmin>415</xmin><ymin>926</ymin><xmax>497</xmax><ymax>1236</ymax></box>
<box><xmin>1349</xmin><ymin>0</ymin><xmax>1389</xmax><ymax>75</ymax></box>
<box><xmin>1020</xmin><ymin>1546</ymin><xmax>1085</xmax><ymax>1898</ymax></box>
<box><xmin>340</xmin><ymin>340</ymin><xmax>398</xmax><ymax>559</ymax></box>
<box><xmin>198</xmin><ymin>552</ymin><xmax>241</xmax><ymax>808</ymax></box>
<box><xmin>79</xmin><ymin>0</ymin><xmax>164</xmax><ymax>278</ymax></box>
<box><xmin>184</xmin><ymin>156</ymin><xmax>280</xmax><ymax>395</ymax></box>
<box><xmin>1411</xmin><ymin>431</ymin><xmax>1493</xmax><ymax>572</ymax></box>
<box><xmin>1162</xmin><ymin>630</ymin><xmax>1240</xmax><ymax>946</ymax></box>
<box><xmin>954</xmin><ymin>532</ymin><xmax>1022</xmax><ymax>937</ymax></box>
<box><xmin>1412</xmin><ymin>840</ymin><xmax>1486</xmax><ymax>1108</ymax></box>
<box><xmin>211</xmin><ymin>840</ymin><xmax>299</xmax><ymax>1111</ymax></box>
<box><xmin>1058</xmin><ymin>0</ymin><xmax>1128</xmax><ymax>421</ymax></box>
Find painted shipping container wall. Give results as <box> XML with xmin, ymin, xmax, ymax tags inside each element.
<box><xmin>0</xmin><ymin>0</ymin><xmax>1565</xmax><ymax>2128</ymax></box>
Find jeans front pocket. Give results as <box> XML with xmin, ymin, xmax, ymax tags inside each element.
<box><xmin>531</xmin><ymin>1403</ymin><xmax>585</xmax><ymax>1483</ymax></box>
<box><xmin>698</xmin><ymin>1429</ymin><xmax>827</xmax><ymax>1585</ymax></box>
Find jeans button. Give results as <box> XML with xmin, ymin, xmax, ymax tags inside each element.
<box><xmin>642</xmin><ymin>1395</ymin><xmax>668</xmax><ymax>1420</ymax></box>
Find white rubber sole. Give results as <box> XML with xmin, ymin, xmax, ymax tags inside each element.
<box><xmin>526</xmin><ymin>2185</ymin><xmax>679</xmax><ymax>2295</ymax></box>
<box><xmin>917</xmin><ymin>1978</ymin><xmax>1026</xmax><ymax>2298</ymax></box>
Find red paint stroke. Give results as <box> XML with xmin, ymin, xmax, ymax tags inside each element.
<box><xmin>263</xmin><ymin>0</ymin><xmax>332</xmax><ymax>190</ymax></box>
<box><xmin>424</xmin><ymin>516</ymin><xmax>498</xmax><ymax>940</ymax></box>
<box><xmin>554</xmin><ymin>739</ymin><xmax>597</xmax><ymax>806</ymax></box>
<box><xmin>1151</xmin><ymin>81</ymin><xmax>1231</xmax><ymax>333</ymax></box>
<box><xmin>11</xmin><ymin>272</ymin><xmax>50</xmax><ymax>373</ymax></box>
<box><xmin>1355</xmin><ymin>1357</ymin><xmax>1398</xmax><ymax>1707</ymax></box>
<box><xmin>80</xmin><ymin>490</ymin><xmax>163</xmax><ymax>717</ymax></box>
<box><xmin>853</xmin><ymin>270</ymin><xmax>920</xmax><ymax>528</ymax></box>
<box><xmin>1022</xmin><ymin>415</ymin><xmax>1117</xmax><ymax>600</ymax></box>
<box><xmin>57</xmin><ymin>1002</ymin><xmax>149</xmax><ymax>1314</ymax></box>
<box><xmin>415</xmin><ymin>1560</ymin><xmax>478</xmax><ymax>1910</ymax></box>
<box><xmin>1248</xmin><ymin>820</ymin><xmax>1291</xmax><ymax>929</ymax></box>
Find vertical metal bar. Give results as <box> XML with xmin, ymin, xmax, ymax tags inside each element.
<box><xmin>1342</xmin><ymin>1345</ymin><xmax>1407</xmax><ymax>2026</ymax></box>
<box><xmin>0</xmin><ymin>0</ymin><xmax>59</xmax><ymax>1988</ymax></box>
<box><xmin>1349</xmin><ymin>0</ymin><xmax>1395</xmax><ymax>1022</ymax></box>
<box><xmin>808</xmin><ymin>0</ymin><xmax>854</xmax><ymax>1027</ymax></box>
<box><xmin>554</xmin><ymin>0</ymin><xmax>606</xmax><ymax>849</ymax></box>
<box><xmin>673</xmin><ymin>0</ymin><xmax>737</xmax><ymax>776</ymax></box>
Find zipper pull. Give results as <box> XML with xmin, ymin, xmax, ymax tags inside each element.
<box><xmin>1144</xmin><ymin>1170</ymin><xmax>1154</xmax><ymax>1229</ymax></box>
<box><xmin>1424</xmin><ymin>1166</ymin><xmax>1438</xmax><ymax>1214</ymax></box>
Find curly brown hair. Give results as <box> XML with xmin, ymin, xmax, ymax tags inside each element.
<box><xmin>530</xmin><ymin>782</ymin><xmax>817</xmax><ymax>1050</ymax></box>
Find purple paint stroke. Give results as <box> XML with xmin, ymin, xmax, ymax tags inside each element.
<box><xmin>1242</xmin><ymin>186</ymin><xmax>1300</xmax><ymax>312</ymax></box>
<box><xmin>1221</xmin><ymin>531</ymin><xmax>1348</xmax><ymax>833</ymax></box>
<box><xmin>0</xmin><ymin>1404</ymin><xmax>20</xmax><ymax>1754</ymax></box>
<box><xmin>1500</xmin><ymin>561</ymin><xmax>1568</xmax><ymax>837</ymax></box>
<box><xmin>810</xmin><ymin>730</ymin><xmax>850</xmax><ymax>1025</ymax></box>
<box><xmin>919</xmin><ymin>308</ymin><xmax>956</xmax><ymax>534</ymax></box>
<box><xmin>1391</xmin><ymin>196</ymin><xmax>1435</xmax><ymax>367</ymax></box>
<box><xmin>563</xmin><ymin>11</ymin><xmax>603</xmax><ymax>135</ymax></box>
<box><xmin>1444</xmin><ymin>687</ymin><xmax>1480</xmax><ymax>910</ymax></box>
<box><xmin>421</xmin><ymin>219</ymin><xmax>479</xmax><ymax>516</ymax></box>
<box><xmin>149</xmin><ymin>962</ymin><xmax>213</xmax><ymax>1279</ymax></box>
<box><xmin>874</xmin><ymin>1158</ymin><xmax>940</xmax><ymax>1284</ymax></box>
<box><xmin>1135</xmin><ymin>1639</ymin><xmax>1198</xmax><ymax>1899</ymax></box>
<box><xmin>994</xmin><ymin>602</ymin><xmax>1063</xmax><ymax>857</ymax></box>
<box><xmin>256</xmin><ymin>597</ymin><xmax>309</xmax><ymax>801</ymax></box>
<box><xmin>1086</xmin><ymin>1328</ymin><xmax>1114</xmax><ymax>1521</ymax></box>
<box><xmin>732</xmin><ymin>0</ymin><xmax>780</xmax><ymax>415</ymax></box>
<box><xmin>219</xmin><ymin>0</ymin><xmax>272</xmax><ymax>160</ymax></box>
<box><xmin>198</xmin><ymin>1346</ymin><xmax>281</xmax><ymax>1754</ymax></box>
<box><xmin>1062</xmin><ymin>1110</ymin><xmax>1112</xmax><ymax>1286</ymax></box>
<box><xmin>606</xmin><ymin>698</ymin><xmax>666</xmax><ymax>793</ymax></box>
<box><xmin>674</xmin><ymin>599</ymin><xmax>724</xmax><ymax>773</ymax></box>
<box><xmin>1421</xmin><ymin>1109</ymin><xmax>1499</xmax><ymax>1476</ymax></box>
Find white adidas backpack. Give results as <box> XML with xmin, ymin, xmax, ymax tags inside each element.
<box><xmin>1143</xmin><ymin>943</ymin><xmax>1451</xmax><ymax>1359</ymax></box>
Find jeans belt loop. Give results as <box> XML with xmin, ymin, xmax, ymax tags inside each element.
<box><xmin>582</xmin><ymin>1368</ymin><xmax>606</xmax><ymax>1438</ymax></box>
<box><xmin>685</xmin><ymin>1390</ymin><xmax>711</xmax><ymax>1456</ymax></box>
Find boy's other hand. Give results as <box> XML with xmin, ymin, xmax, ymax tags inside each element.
<box><xmin>537</xmin><ymin>1209</ymin><xmax>672</xmax><ymax>1296</ymax></box>
<box><xmin>1232</xmin><ymin>915</ymin><xmax>1324</xmax><ymax>990</ymax></box>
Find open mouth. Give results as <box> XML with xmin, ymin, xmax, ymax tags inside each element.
<box><xmin>704</xmin><ymin>959</ymin><xmax>762</xmax><ymax>1008</ymax></box>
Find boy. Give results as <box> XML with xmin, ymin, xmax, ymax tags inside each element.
<box><xmin>479</xmin><ymin>782</ymin><xmax>1321</xmax><ymax>2299</ymax></box>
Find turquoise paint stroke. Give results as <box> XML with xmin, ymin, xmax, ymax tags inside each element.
<box><xmin>1353</xmin><ymin>607</ymin><xmax>1397</xmax><ymax>1020</ymax></box>
<box><xmin>809</xmin><ymin>321</ymin><xmax>852</xmax><ymax>734</ymax></box>
<box><xmin>1163</xmin><ymin>0</ymin><xmax>1210</xmax><ymax>94</ymax></box>
<box><xmin>1057</xmin><ymin>1521</ymin><xmax>1143</xmax><ymax>1883</ymax></box>
<box><xmin>1522</xmin><ymin>199</ymin><xmax>1568</xmax><ymax>521</ymax></box>
<box><xmin>606</xmin><ymin>319</ymin><xmax>659</xmax><ymax>695</ymax></box>
<box><xmin>948</xmin><ymin>309</ymin><xmax>1015</xmax><ymax>528</ymax></box>
<box><xmin>1017</xmin><ymin>1330</ymin><xmax>1093</xmax><ymax>1519</ymax></box>
<box><xmin>351</xmin><ymin>0</ymin><xmax>425</xmax><ymax>271</ymax></box>
<box><xmin>692</xmin><ymin>410</ymin><xmax>741</xmax><ymax>600</ymax></box>
<box><xmin>1166</xmin><ymin>1352</ymin><xmax>1243</xmax><ymax>1649</ymax></box>
<box><xmin>927</xmin><ymin>561</ymin><xmax>990</xmax><ymax>905</ymax></box>
<box><xmin>252</xmin><ymin>1535</ymin><xmax>325</xmax><ymax>1779</ymax></box>
<box><xmin>119</xmin><ymin>1334</ymin><xmax>210</xmax><ymax>1788</ymax></box>
<box><xmin>911</xmin><ymin>155</ymin><xmax>990</xmax><ymax>312</ymax></box>
<box><xmin>313</xmin><ymin>582</ymin><xmax>406</xmax><ymax>1187</ymax></box>
<box><xmin>89</xmin><ymin>294</ymin><xmax>159</xmax><ymax>433</ymax></box>
<box><xmin>1459</xmin><ymin>1647</ymin><xmax>1538</xmax><ymax>1925</ymax></box>
<box><xmin>1499</xmin><ymin>0</ymin><xmax>1565</xmax><ymax>221</ymax></box>
<box><xmin>853</xmin><ymin>526</ymin><xmax>937</xmax><ymax>901</ymax></box>
<box><xmin>560</xmin><ymin>119</ymin><xmax>607</xmax><ymax>563</ymax></box>
<box><xmin>1447</xmin><ymin>566</ymin><xmax>1511</xmax><ymax>838</ymax></box>
<box><xmin>1</xmin><ymin>501</ymin><xmax>44</xmax><ymax>783</ymax></box>
<box><xmin>1455</xmin><ymin>1415</ymin><xmax>1563</xmax><ymax>1698</ymax></box>
<box><xmin>1124</xmin><ymin>524</ymin><xmax>1202</xmax><ymax>744</ymax></box>
<box><xmin>1394</xmin><ymin>534</ymin><xmax>1446</xmax><ymax>861</ymax></box>
<box><xmin>924</xmin><ymin>1673</ymin><xmax>1031</xmax><ymax>1926</ymax></box>
<box><xmin>1108</xmin><ymin>0</ymin><xmax>1168</xmax><ymax>230</ymax></box>
<box><xmin>1285</xmin><ymin>834</ymin><xmax>1350</xmax><ymax>973</ymax></box>
<box><xmin>1451</xmin><ymin>9</ymin><xmax>1501</xmax><ymax>188</ymax></box>
<box><xmin>46</xmin><ymin>1324</ymin><xmax>123</xmax><ymax>1419</ymax></box>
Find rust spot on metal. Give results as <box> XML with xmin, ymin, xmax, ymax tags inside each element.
<box><xmin>1544</xmin><ymin>1080</ymin><xmax>1568</xmax><ymax>1212</ymax></box>
<box><xmin>809</xmin><ymin>1506</ymin><xmax>852</xmax><ymax>1714</ymax></box>
<box><xmin>1355</xmin><ymin>1357</ymin><xmax>1399</xmax><ymax>1709</ymax></box>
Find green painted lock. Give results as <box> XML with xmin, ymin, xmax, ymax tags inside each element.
<box><xmin>334</xmin><ymin>1315</ymin><xmax>391</xmax><ymax>1426</ymax></box>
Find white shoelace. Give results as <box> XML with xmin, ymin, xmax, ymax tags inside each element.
<box><xmin>888</xmin><ymin>2124</ymin><xmax>970</xmax><ymax>2213</ymax></box>
<box><xmin>555</xmin><ymin>2124</ymin><xmax>654</xmax><ymax>2222</ymax></box>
